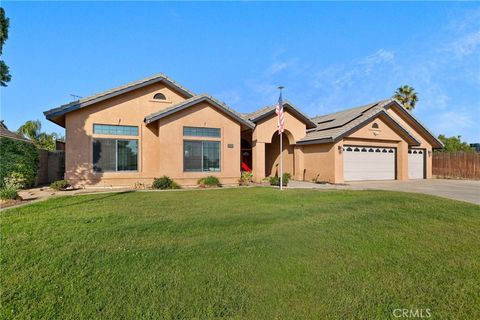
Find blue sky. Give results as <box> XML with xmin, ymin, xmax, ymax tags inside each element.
<box><xmin>1</xmin><ymin>2</ymin><xmax>479</xmax><ymax>142</ymax></box>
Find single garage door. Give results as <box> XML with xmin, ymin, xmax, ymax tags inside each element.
<box><xmin>408</xmin><ymin>149</ymin><xmax>425</xmax><ymax>179</ymax></box>
<box><xmin>343</xmin><ymin>146</ymin><xmax>396</xmax><ymax>181</ymax></box>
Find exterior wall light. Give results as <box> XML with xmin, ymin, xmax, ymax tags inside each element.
<box><xmin>338</xmin><ymin>145</ymin><xmax>343</xmax><ymax>154</ymax></box>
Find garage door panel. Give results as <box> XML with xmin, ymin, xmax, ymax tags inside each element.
<box><xmin>408</xmin><ymin>149</ymin><xmax>425</xmax><ymax>179</ymax></box>
<box><xmin>343</xmin><ymin>146</ymin><xmax>395</xmax><ymax>181</ymax></box>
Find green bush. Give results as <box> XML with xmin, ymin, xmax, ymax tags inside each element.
<box><xmin>269</xmin><ymin>176</ymin><xmax>280</xmax><ymax>186</ymax></box>
<box><xmin>269</xmin><ymin>173</ymin><xmax>291</xmax><ymax>186</ymax></box>
<box><xmin>50</xmin><ymin>180</ymin><xmax>70</xmax><ymax>191</ymax></box>
<box><xmin>0</xmin><ymin>138</ymin><xmax>38</xmax><ymax>188</ymax></box>
<box><xmin>197</xmin><ymin>176</ymin><xmax>221</xmax><ymax>187</ymax></box>
<box><xmin>170</xmin><ymin>181</ymin><xmax>181</xmax><ymax>189</ymax></box>
<box><xmin>4</xmin><ymin>171</ymin><xmax>28</xmax><ymax>189</ymax></box>
<box><xmin>152</xmin><ymin>176</ymin><xmax>181</xmax><ymax>190</ymax></box>
<box><xmin>239</xmin><ymin>171</ymin><xmax>254</xmax><ymax>185</ymax></box>
<box><xmin>0</xmin><ymin>187</ymin><xmax>18</xmax><ymax>200</ymax></box>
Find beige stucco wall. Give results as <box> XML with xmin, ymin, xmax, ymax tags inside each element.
<box><xmin>386</xmin><ymin>107</ymin><xmax>434</xmax><ymax>178</ymax></box>
<box><xmin>155</xmin><ymin>102</ymin><xmax>241</xmax><ymax>186</ymax></box>
<box><xmin>251</xmin><ymin>110</ymin><xmax>307</xmax><ymax>181</ymax></box>
<box><xmin>64</xmin><ymin>83</ymin><xmax>241</xmax><ymax>187</ymax></box>
<box><xmin>302</xmin><ymin>143</ymin><xmax>337</xmax><ymax>183</ymax></box>
<box><xmin>253</xmin><ymin>110</ymin><xmax>307</xmax><ymax>144</ymax></box>
<box><xmin>265</xmin><ymin>133</ymin><xmax>295</xmax><ymax>177</ymax></box>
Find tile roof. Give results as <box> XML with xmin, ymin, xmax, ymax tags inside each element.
<box><xmin>310</xmin><ymin>100</ymin><xmax>386</xmax><ymax>131</ymax></box>
<box><xmin>298</xmin><ymin>99</ymin><xmax>421</xmax><ymax>145</ymax></box>
<box><xmin>144</xmin><ymin>94</ymin><xmax>255</xmax><ymax>129</ymax></box>
<box><xmin>0</xmin><ymin>121</ymin><xmax>33</xmax><ymax>143</ymax></box>
<box><xmin>44</xmin><ymin>73</ymin><xmax>195</xmax><ymax>121</ymax></box>
<box><xmin>245</xmin><ymin>100</ymin><xmax>317</xmax><ymax>129</ymax></box>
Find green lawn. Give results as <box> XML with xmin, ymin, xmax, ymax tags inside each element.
<box><xmin>1</xmin><ymin>188</ymin><xmax>479</xmax><ymax>319</ymax></box>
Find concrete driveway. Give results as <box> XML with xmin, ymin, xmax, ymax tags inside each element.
<box><xmin>348</xmin><ymin>179</ymin><xmax>480</xmax><ymax>205</ymax></box>
<box><xmin>289</xmin><ymin>179</ymin><xmax>480</xmax><ymax>205</ymax></box>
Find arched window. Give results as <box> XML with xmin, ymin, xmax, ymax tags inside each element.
<box><xmin>153</xmin><ymin>93</ymin><xmax>166</xmax><ymax>100</ymax></box>
<box><xmin>372</xmin><ymin>122</ymin><xmax>379</xmax><ymax>129</ymax></box>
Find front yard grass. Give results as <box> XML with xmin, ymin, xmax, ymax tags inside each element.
<box><xmin>1</xmin><ymin>188</ymin><xmax>479</xmax><ymax>319</ymax></box>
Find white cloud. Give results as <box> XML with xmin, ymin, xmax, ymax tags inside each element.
<box><xmin>420</xmin><ymin>87</ymin><xmax>449</xmax><ymax>110</ymax></box>
<box><xmin>362</xmin><ymin>49</ymin><xmax>395</xmax><ymax>74</ymax></box>
<box><xmin>265</xmin><ymin>57</ymin><xmax>306</xmax><ymax>77</ymax></box>
<box><xmin>428</xmin><ymin>110</ymin><xmax>476</xmax><ymax>141</ymax></box>
<box><xmin>307</xmin><ymin>48</ymin><xmax>396</xmax><ymax>114</ymax></box>
<box><xmin>449</xmin><ymin>30</ymin><xmax>480</xmax><ymax>57</ymax></box>
<box><xmin>268</xmin><ymin>62</ymin><xmax>288</xmax><ymax>74</ymax></box>
<box><xmin>213</xmin><ymin>90</ymin><xmax>241</xmax><ymax>105</ymax></box>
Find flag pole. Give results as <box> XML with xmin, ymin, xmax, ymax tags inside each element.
<box><xmin>278</xmin><ymin>86</ymin><xmax>284</xmax><ymax>191</ymax></box>
<box><xmin>280</xmin><ymin>128</ymin><xmax>283</xmax><ymax>190</ymax></box>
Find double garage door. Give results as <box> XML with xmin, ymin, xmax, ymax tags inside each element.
<box><xmin>343</xmin><ymin>145</ymin><xmax>425</xmax><ymax>181</ymax></box>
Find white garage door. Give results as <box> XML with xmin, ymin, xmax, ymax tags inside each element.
<box><xmin>343</xmin><ymin>146</ymin><xmax>396</xmax><ymax>181</ymax></box>
<box><xmin>408</xmin><ymin>149</ymin><xmax>425</xmax><ymax>179</ymax></box>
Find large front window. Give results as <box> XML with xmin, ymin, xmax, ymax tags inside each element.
<box><xmin>184</xmin><ymin>141</ymin><xmax>220</xmax><ymax>172</ymax></box>
<box><xmin>93</xmin><ymin>139</ymin><xmax>138</xmax><ymax>172</ymax></box>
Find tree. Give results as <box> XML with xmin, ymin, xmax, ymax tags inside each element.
<box><xmin>437</xmin><ymin>134</ymin><xmax>474</xmax><ymax>153</ymax></box>
<box><xmin>17</xmin><ymin>120</ymin><xmax>58</xmax><ymax>151</ymax></box>
<box><xmin>393</xmin><ymin>85</ymin><xmax>418</xmax><ymax>111</ymax></box>
<box><xmin>0</xmin><ymin>7</ymin><xmax>11</xmax><ymax>86</ymax></box>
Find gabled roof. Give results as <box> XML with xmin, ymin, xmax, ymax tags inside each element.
<box><xmin>144</xmin><ymin>94</ymin><xmax>255</xmax><ymax>129</ymax></box>
<box><xmin>298</xmin><ymin>99</ymin><xmax>421</xmax><ymax>145</ymax></box>
<box><xmin>385</xmin><ymin>100</ymin><xmax>444</xmax><ymax>148</ymax></box>
<box><xmin>245</xmin><ymin>100</ymin><xmax>317</xmax><ymax>129</ymax></box>
<box><xmin>311</xmin><ymin>100</ymin><xmax>386</xmax><ymax>131</ymax></box>
<box><xmin>44</xmin><ymin>73</ymin><xmax>195</xmax><ymax>126</ymax></box>
<box><xmin>0</xmin><ymin>120</ymin><xmax>33</xmax><ymax>143</ymax></box>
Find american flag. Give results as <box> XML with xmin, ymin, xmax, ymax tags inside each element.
<box><xmin>275</xmin><ymin>91</ymin><xmax>285</xmax><ymax>134</ymax></box>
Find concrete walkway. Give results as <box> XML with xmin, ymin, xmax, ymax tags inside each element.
<box><xmin>288</xmin><ymin>179</ymin><xmax>480</xmax><ymax>205</ymax></box>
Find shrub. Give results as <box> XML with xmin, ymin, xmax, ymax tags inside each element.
<box><xmin>239</xmin><ymin>171</ymin><xmax>254</xmax><ymax>185</ymax></box>
<box><xmin>50</xmin><ymin>180</ymin><xmax>70</xmax><ymax>191</ymax></box>
<box><xmin>0</xmin><ymin>187</ymin><xmax>18</xmax><ymax>200</ymax></box>
<box><xmin>170</xmin><ymin>181</ymin><xmax>181</xmax><ymax>189</ymax></box>
<box><xmin>269</xmin><ymin>176</ymin><xmax>280</xmax><ymax>186</ymax></box>
<box><xmin>197</xmin><ymin>176</ymin><xmax>220</xmax><ymax>187</ymax></box>
<box><xmin>3</xmin><ymin>172</ymin><xmax>28</xmax><ymax>189</ymax></box>
<box><xmin>152</xmin><ymin>176</ymin><xmax>181</xmax><ymax>190</ymax></box>
<box><xmin>0</xmin><ymin>138</ymin><xmax>38</xmax><ymax>188</ymax></box>
<box><xmin>269</xmin><ymin>173</ymin><xmax>291</xmax><ymax>186</ymax></box>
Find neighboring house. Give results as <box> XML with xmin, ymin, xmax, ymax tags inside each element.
<box><xmin>43</xmin><ymin>74</ymin><xmax>443</xmax><ymax>187</ymax></box>
<box><xmin>470</xmin><ymin>143</ymin><xmax>480</xmax><ymax>153</ymax></box>
<box><xmin>0</xmin><ymin>120</ymin><xmax>65</xmax><ymax>185</ymax></box>
<box><xmin>0</xmin><ymin>120</ymin><xmax>34</xmax><ymax>143</ymax></box>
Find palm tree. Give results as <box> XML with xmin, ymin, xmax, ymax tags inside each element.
<box><xmin>393</xmin><ymin>85</ymin><xmax>418</xmax><ymax>111</ymax></box>
<box><xmin>17</xmin><ymin>120</ymin><xmax>58</xmax><ymax>150</ymax></box>
<box><xmin>17</xmin><ymin>120</ymin><xmax>42</xmax><ymax>141</ymax></box>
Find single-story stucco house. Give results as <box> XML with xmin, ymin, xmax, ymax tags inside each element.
<box><xmin>44</xmin><ymin>73</ymin><xmax>443</xmax><ymax>187</ymax></box>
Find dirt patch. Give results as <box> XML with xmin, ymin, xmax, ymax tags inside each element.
<box><xmin>0</xmin><ymin>198</ymin><xmax>24</xmax><ymax>209</ymax></box>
